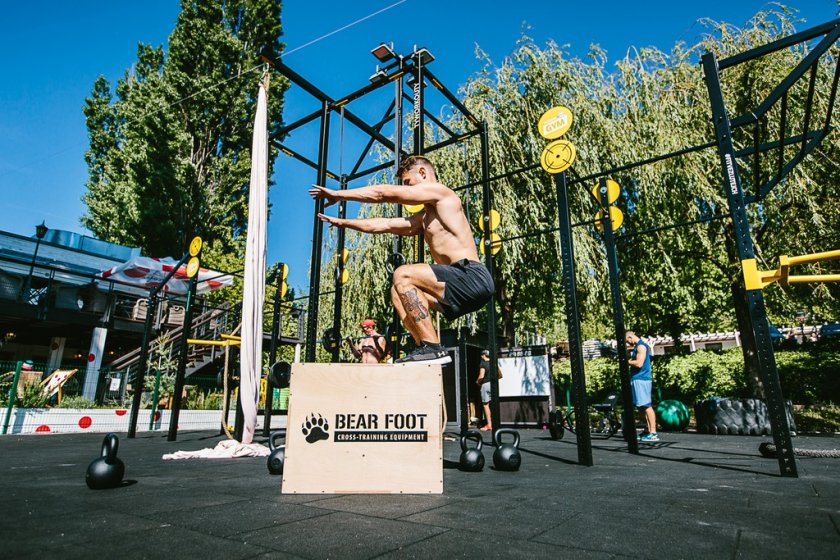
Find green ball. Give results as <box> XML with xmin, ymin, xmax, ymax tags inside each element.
<box><xmin>656</xmin><ymin>400</ymin><xmax>690</xmax><ymax>431</ymax></box>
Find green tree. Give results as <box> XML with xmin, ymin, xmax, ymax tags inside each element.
<box><xmin>327</xmin><ymin>6</ymin><xmax>839</xmax><ymax>377</ymax></box>
<box><xmin>82</xmin><ymin>0</ymin><xmax>287</xmax><ymax>265</ymax></box>
<box><xmin>438</xmin><ymin>7</ymin><xmax>839</xmax><ymax>357</ymax></box>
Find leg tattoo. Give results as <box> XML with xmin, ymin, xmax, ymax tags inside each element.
<box><xmin>400</xmin><ymin>288</ymin><xmax>429</xmax><ymax>321</ymax></box>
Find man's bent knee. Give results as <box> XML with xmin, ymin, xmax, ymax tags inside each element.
<box><xmin>392</xmin><ymin>263</ymin><xmax>430</xmax><ymax>285</ymax></box>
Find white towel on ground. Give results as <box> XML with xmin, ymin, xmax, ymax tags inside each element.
<box><xmin>162</xmin><ymin>439</ymin><xmax>270</xmax><ymax>460</ymax></box>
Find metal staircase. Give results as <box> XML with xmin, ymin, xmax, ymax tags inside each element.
<box><xmin>107</xmin><ymin>301</ymin><xmax>241</xmax><ymax>387</ymax></box>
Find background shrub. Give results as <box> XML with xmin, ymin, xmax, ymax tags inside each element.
<box><xmin>554</xmin><ymin>347</ymin><xmax>840</xmax><ymax>405</ymax></box>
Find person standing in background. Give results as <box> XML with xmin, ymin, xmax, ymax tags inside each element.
<box><xmin>626</xmin><ymin>331</ymin><xmax>657</xmax><ymax>442</ymax></box>
<box><xmin>476</xmin><ymin>349</ymin><xmax>498</xmax><ymax>432</ymax></box>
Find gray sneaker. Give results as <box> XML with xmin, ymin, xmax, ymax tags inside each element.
<box><xmin>395</xmin><ymin>343</ymin><xmax>452</xmax><ymax>365</ymax></box>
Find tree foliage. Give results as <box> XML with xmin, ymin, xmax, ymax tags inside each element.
<box><xmin>440</xmin><ymin>8</ymin><xmax>839</xmax><ymax>345</ymax></box>
<box><xmin>555</xmin><ymin>345</ymin><xmax>840</xmax><ymax>405</ymax></box>
<box><xmin>82</xmin><ymin>0</ymin><xmax>287</xmax><ymax>266</ymax></box>
<box><xmin>313</xmin><ymin>7</ymin><xmax>838</xmax><ymax>371</ymax></box>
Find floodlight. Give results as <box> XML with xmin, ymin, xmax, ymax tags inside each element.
<box><xmin>369</xmin><ymin>66</ymin><xmax>388</xmax><ymax>84</ymax></box>
<box><xmin>371</xmin><ymin>42</ymin><xmax>396</xmax><ymax>62</ymax></box>
<box><xmin>413</xmin><ymin>47</ymin><xmax>434</xmax><ymax>66</ymax></box>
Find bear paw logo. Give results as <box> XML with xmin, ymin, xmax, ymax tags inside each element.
<box><xmin>301</xmin><ymin>413</ymin><xmax>330</xmax><ymax>443</ymax></box>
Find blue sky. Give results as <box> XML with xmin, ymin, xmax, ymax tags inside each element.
<box><xmin>0</xmin><ymin>1</ymin><xmax>836</xmax><ymax>294</ymax></box>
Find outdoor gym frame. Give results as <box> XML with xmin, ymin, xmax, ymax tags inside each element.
<box><xmin>259</xmin><ymin>45</ymin><xmax>511</xmax><ymax>448</ymax></box>
<box><xmin>261</xmin><ymin>41</ymin><xmax>600</xmax><ymax>466</ymax></box>
<box><xmin>260</xmin><ymin>18</ymin><xmax>837</xmax><ymax>477</ymax></box>
<box><xmin>578</xmin><ymin>19</ymin><xmax>838</xmax><ymax>477</ymax></box>
<box><xmin>700</xmin><ymin>19</ymin><xmax>838</xmax><ymax>477</ymax></box>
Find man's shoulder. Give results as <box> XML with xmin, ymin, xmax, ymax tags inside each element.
<box><xmin>420</xmin><ymin>181</ymin><xmax>456</xmax><ymax>198</ymax></box>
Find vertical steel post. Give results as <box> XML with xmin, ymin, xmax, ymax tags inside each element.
<box><xmin>128</xmin><ymin>291</ymin><xmax>158</xmax><ymax>438</ymax></box>
<box><xmin>148</xmin><ymin>368</ymin><xmax>161</xmax><ymax>431</ymax></box>
<box><xmin>702</xmin><ymin>52</ymin><xmax>797</xmax><ymax>477</ymax></box>
<box><xmin>598</xmin><ymin>179</ymin><xmax>639</xmax><ymax>453</ymax></box>
<box><xmin>458</xmin><ymin>327</ymin><xmax>470</xmax><ymax>433</ymax></box>
<box><xmin>167</xmin><ymin>274</ymin><xmax>198</xmax><ymax>442</ymax></box>
<box><xmin>331</xmin><ymin>175</ymin><xmax>348</xmax><ymax>363</ymax></box>
<box><xmin>263</xmin><ymin>271</ymin><xmax>283</xmax><ymax>436</ymax></box>
<box><xmin>412</xmin><ymin>56</ymin><xmax>426</xmax><ymax>264</ymax></box>
<box><xmin>479</xmin><ymin>122</ymin><xmax>501</xmax><ymax>437</ymax></box>
<box><xmin>391</xmin><ymin>73</ymin><xmax>404</xmax><ymax>359</ymax></box>
<box><xmin>305</xmin><ymin>101</ymin><xmax>332</xmax><ymax>362</ymax></box>
<box><xmin>2</xmin><ymin>361</ymin><xmax>23</xmax><ymax>434</ymax></box>
<box><xmin>554</xmin><ymin>171</ymin><xmax>593</xmax><ymax>465</ymax></box>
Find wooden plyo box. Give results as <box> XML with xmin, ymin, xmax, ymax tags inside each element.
<box><xmin>282</xmin><ymin>362</ymin><xmax>443</xmax><ymax>494</ymax></box>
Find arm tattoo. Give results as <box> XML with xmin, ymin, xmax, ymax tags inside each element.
<box><xmin>400</xmin><ymin>288</ymin><xmax>429</xmax><ymax>321</ymax></box>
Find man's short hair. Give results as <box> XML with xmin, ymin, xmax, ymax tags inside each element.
<box><xmin>396</xmin><ymin>155</ymin><xmax>435</xmax><ymax>180</ymax></box>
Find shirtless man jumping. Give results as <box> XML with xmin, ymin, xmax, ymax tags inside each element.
<box><xmin>309</xmin><ymin>156</ymin><xmax>495</xmax><ymax>364</ymax></box>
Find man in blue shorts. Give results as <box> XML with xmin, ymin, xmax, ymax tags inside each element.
<box><xmin>626</xmin><ymin>331</ymin><xmax>658</xmax><ymax>442</ymax></box>
<box><xmin>310</xmin><ymin>156</ymin><xmax>495</xmax><ymax>364</ymax></box>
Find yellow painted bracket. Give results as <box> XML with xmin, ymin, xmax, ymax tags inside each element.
<box><xmin>187</xmin><ymin>338</ymin><xmax>240</xmax><ymax>347</ymax></box>
<box><xmin>742</xmin><ymin>249</ymin><xmax>840</xmax><ymax>290</ymax></box>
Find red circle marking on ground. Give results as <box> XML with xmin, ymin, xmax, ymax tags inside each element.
<box><xmin>88</xmin><ymin>353</ymin><xmax>96</xmax><ymax>362</ymax></box>
<box><xmin>35</xmin><ymin>425</ymin><xmax>51</xmax><ymax>433</ymax></box>
<box><xmin>115</xmin><ymin>409</ymin><xmax>127</xmax><ymax>416</ymax></box>
<box><xmin>79</xmin><ymin>416</ymin><xmax>92</xmax><ymax>429</ymax></box>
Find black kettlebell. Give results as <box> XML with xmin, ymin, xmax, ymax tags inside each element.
<box><xmin>267</xmin><ymin>431</ymin><xmax>285</xmax><ymax>475</ymax></box>
<box><xmin>86</xmin><ymin>433</ymin><xmax>125</xmax><ymax>489</ymax></box>
<box><xmin>492</xmin><ymin>428</ymin><xmax>522</xmax><ymax>471</ymax></box>
<box><xmin>459</xmin><ymin>430</ymin><xmax>485</xmax><ymax>472</ymax></box>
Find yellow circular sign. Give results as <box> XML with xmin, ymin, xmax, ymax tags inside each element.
<box><xmin>189</xmin><ymin>236</ymin><xmax>203</xmax><ymax>257</ymax></box>
<box><xmin>591</xmin><ymin>179</ymin><xmax>620</xmax><ymax>205</ymax></box>
<box><xmin>537</xmin><ymin>106</ymin><xmax>573</xmax><ymax>139</ymax></box>
<box><xmin>280</xmin><ymin>263</ymin><xmax>289</xmax><ymax>280</ymax></box>
<box><xmin>592</xmin><ymin>179</ymin><xmax>621</xmax><ymax>204</ymax></box>
<box><xmin>478</xmin><ymin>209</ymin><xmax>501</xmax><ymax>232</ymax></box>
<box><xmin>186</xmin><ymin>256</ymin><xmax>200</xmax><ymax>278</ymax></box>
<box><xmin>339</xmin><ymin>268</ymin><xmax>349</xmax><ymax>285</ymax></box>
<box><xmin>403</xmin><ymin>203</ymin><xmax>424</xmax><ymax>214</ymax></box>
<box><xmin>594</xmin><ymin>207</ymin><xmax>624</xmax><ymax>232</ymax></box>
<box><xmin>540</xmin><ymin>140</ymin><xmax>576</xmax><ymax>174</ymax></box>
<box><xmin>478</xmin><ymin>232</ymin><xmax>502</xmax><ymax>255</ymax></box>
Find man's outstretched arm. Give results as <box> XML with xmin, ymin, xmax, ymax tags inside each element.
<box><xmin>309</xmin><ymin>182</ymin><xmax>449</xmax><ymax>207</ymax></box>
<box><xmin>317</xmin><ymin>212</ymin><xmax>422</xmax><ymax>236</ymax></box>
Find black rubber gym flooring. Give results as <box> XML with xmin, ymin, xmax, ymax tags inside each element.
<box><xmin>2</xmin><ymin>428</ymin><xmax>839</xmax><ymax>559</ymax></box>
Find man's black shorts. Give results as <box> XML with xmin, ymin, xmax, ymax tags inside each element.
<box><xmin>430</xmin><ymin>259</ymin><xmax>495</xmax><ymax>320</ymax></box>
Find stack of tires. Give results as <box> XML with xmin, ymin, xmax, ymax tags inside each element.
<box><xmin>694</xmin><ymin>398</ymin><xmax>796</xmax><ymax>436</ymax></box>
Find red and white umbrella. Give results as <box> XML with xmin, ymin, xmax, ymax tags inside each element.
<box><xmin>99</xmin><ymin>256</ymin><xmax>233</xmax><ymax>295</ymax></box>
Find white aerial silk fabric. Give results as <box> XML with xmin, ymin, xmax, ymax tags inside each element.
<box><xmin>239</xmin><ymin>77</ymin><xmax>269</xmax><ymax>444</ymax></box>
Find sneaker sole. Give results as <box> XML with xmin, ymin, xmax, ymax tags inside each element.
<box><xmin>395</xmin><ymin>355</ymin><xmax>452</xmax><ymax>365</ymax></box>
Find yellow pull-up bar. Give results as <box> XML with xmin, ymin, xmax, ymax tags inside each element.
<box><xmin>742</xmin><ymin>249</ymin><xmax>840</xmax><ymax>290</ymax></box>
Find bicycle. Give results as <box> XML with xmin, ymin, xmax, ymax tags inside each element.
<box><xmin>548</xmin><ymin>376</ymin><xmax>621</xmax><ymax>439</ymax></box>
